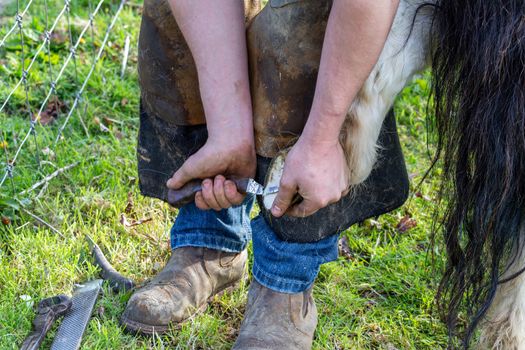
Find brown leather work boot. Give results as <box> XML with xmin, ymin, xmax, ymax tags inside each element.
<box><xmin>121</xmin><ymin>246</ymin><xmax>247</xmax><ymax>335</ymax></box>
<box><xmin>233</xmin><ymin>280</ymin><xmax>318</xmax><ymax>350</ymax></box>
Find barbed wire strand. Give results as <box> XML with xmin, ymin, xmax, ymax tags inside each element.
<box><xmin>1</xmin><ymin>0</ymin><xmax>104</xmax><ymax>161</ymax></box>
<box><xmin>77</xmin><ymin>0</ymin><xmax>100</xmax><ymax>138</ymax></box>
<box><xmin>55</xmin><ymin>0</ymin><xmax>127</xmax><ymax>143</ymax></box>
<box><xmin>0</xmin><ymin>0</ymin><xmax>124</xmax><ymax>190</ymax></box>
<box><xmin>0</xmin><ymin>130</ymin><xmax>14</xmax><ymax>193</ymax></box>
<box><xmin>0</xmin><ymin>3</ymin><xmax>69</xmax><ymax>114</ymax></box>
<box><xmin>43</xmin><ymin>0</ymin><xmax>56</xmax><ymax>108</ymax></box>
<box><xmin>0</xmin><ymin>0</ymin><xmax>33</xmax><ymax>195</ymax></box>
<box><xmin>34</xmin><ymin>0</ymin><xmax>104</xmax><ymax>122</ymax></box>
<box><xmin>16</xmin><ymin>0</ymin><xmax>42</xmax><ymax>171</ymax></box>
<box><xmin>43</xmin><ymin>0</ymin><xmax>51</xmax><ymax>78</ymax></box>
<box><xmin>65</xmin><ymin>0</ymin><xmax>79</xmax><ymax>87</ymax></box>
<box><xmin>13</xmin><ymin>0</ymin><xmax>34</xmax><ymax>195</ymax></box>
<box><xmin>88</xmin><ymin>0</ymin><xmax>96</xmax><ymax>62</ymax></box>
<box><xmin>0</xmin><ymin>0</ymin><xmax>35</xmax><ymax>49</ymax></box>
<box><xmin>0</xmin><ymin>0</ymin><xmax>26</xmax><ymax>194</ymax></box>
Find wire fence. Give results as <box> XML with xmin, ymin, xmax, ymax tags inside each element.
<box><xmin>0</xmin><ymin>0</ymin><xmax>128</xmax><ymax>198</ymax></box>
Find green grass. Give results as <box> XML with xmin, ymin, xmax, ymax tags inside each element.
<box><xmin>0</xmin><ymin>2</ymin><xmax>449</xmax><ymax>349</ymax></box>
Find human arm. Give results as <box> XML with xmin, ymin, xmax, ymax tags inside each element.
<box><xmin>165</xmin><ymin>1</ymin><xmax>256</xmax><ymax>210</ymax></box>
<box><xmin>271</xmin><ymin>0</ymin><xmax>400</xmax><ymax>218</ymax></box>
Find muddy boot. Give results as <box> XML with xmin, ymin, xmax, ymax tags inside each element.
<box><xmin>233</xmin><ymin>280</ymin><xmax>318</xmax><ymax>350</ymax></box>
<box><xmin>121</xmin><ymin>247</ymin><xmax>247</xmax><ymax>335</ymax></box>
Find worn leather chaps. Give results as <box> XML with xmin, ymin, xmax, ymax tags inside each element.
<box><xmin>137</xmin><ymin>0</ymin><xmax>409</xmax><ymax>243</ymax></box>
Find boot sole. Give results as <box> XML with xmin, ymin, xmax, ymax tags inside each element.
<box><xmin>120</xmin><ymin>278</ymin><xmax>243</xmax><ymax>336</ymax></box>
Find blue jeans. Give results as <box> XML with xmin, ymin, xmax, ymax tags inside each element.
<box><xmin>170</xmin><ymin>195</ymin><xmax>340</xmax><ymax>293</ymax></box>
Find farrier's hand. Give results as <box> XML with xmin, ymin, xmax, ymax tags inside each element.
<box><xmin>167</xmin><ymin>137</ymin><xmax>256</xmax><ymax>211</ymax></box>
<box><xmin>270</xmin><ymin>137</ymin><xmax>350</xmax><ymax>218</ymax></box>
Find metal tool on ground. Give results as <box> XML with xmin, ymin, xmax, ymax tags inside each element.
<box><xmin>85</xmin><ymin>234</ymin><xmax>135</xmax><ymax>293</ymax></box>
<box><xmin>50</xmin><ymin>279</ymin><xmax>103</xmax><ymax>350</ymax></box>
<box><xmin>20</xmin><ymin>295</ymin><xmax>72</xmax><ymax>350</ymax></box>
<box><xmin>167</xmin><ymin>177</ymin><xmax>279</xmax><ymax>208</ymax></box>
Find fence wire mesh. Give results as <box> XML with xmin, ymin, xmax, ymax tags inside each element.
<box><xmin>0</xmin><ymin>0</ymin><xmax>128</xmax><ymax>196</ymax></box>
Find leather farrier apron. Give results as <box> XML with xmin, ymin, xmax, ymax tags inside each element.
<box><xmin>137</xmin><ymin>0</ymin><xmax>409</xmax><ymax>243</ymax></box>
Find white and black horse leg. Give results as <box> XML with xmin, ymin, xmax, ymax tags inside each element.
<box><xmin>478</xmin><ymin>223</ymin><xmax>525</xmax><ymax>350</ymax></box>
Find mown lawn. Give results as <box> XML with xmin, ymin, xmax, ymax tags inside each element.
<box><xmin>0</xmin><ymin>1</ymin><xmax>449</xmax><ymax>349</ymax></box>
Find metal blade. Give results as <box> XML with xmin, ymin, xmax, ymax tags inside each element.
<box><xmin>84</xmin><ymin>233</ymin><xmax>95</xmax><ymax>250</ymax></box>
<box><xmin>50</xmin><ymin>279</ymin><xmax>102</xmax><ymax>350</ymax></box>
<box><xmin>245</xmin><ymin>178</ymin><xmax>265</xmax><ymax>195</ymax></box>
<box><xmin>263</xmin><ymin>185</ymin><xmax>280</xmax><ymax>196</ymax></box>
<box><xmin>84</xmin><ymin>234</ymin><xmax>135</xmax><ymax>293</ymax></box>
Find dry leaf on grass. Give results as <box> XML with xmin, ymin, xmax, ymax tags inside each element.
<box><xmin>49</xmin><ymin>30</ymin><xmax>68</xmax><ymax>44</ymax></box>
<box><xmin>124</xmin><ymin>192</ymin><xmax>135</xmax><ymax>216</ymax></box>
<box><xmin>396</xmin><ymin>214</ymin><xmax>417</xmax><ymax>233</ymax></box>
<box><xmin>415</xmin><ymin>191</ymin><xmax>432</xmax><ymax>201</ymax></box>
<box><xmin>92</xmin><ymin>117</ymin><xmax>110</xmax><ymax>133</ymax></box>
<box><xmin>102</xmin><ymin>116</ymin><xmax>114</xmax><ymax>126</ymax></box>
<box><xmin>119</xmin><ymin>213</ymin><xmax>152</xmax><ymax>228</ymax></box>
<box><xmin>34</xmin><ymin>97</ymin><xmax>65</xmax><ymax>126</ymax></box>
<box><xmin>338</xmin><ymin>236</ymin><xmax>354</xmax><ymax>260</ymax></box>
<box><xmin>41</xmin><ymin>147</ymin><xmax>56</xmax><ymax>160</ymax></box>
<box><xmin>102</xmin><ymin>116</ymin><xmax>123</xmax><ymax>126</ymax></box>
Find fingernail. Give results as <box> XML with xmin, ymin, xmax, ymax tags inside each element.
<box><xmin>271</xmin><ymin>206</ymin><xmax>282</xmax><ymax>216</ymax></box>
<box><xmin>203</xmin><ymin>180</ymin><xmax>211</xmax><ymax>188</ymax></box>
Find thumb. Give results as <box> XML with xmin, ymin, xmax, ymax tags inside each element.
<box><xmin>166</xmin><ymin>157</ymin><xmax>195</xmax><ymax>190</ymax></box>
<box><xmin>287</xmin><ymin>199</ymin><xmax>318</xmax><ymax>218</ymax></box>
<box><xmin>271</xmin><ymin>179</ymin><xmax>297</xmax><ymax>218</ymax></box>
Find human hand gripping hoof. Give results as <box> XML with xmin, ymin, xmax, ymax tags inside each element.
<box><xmin>264</xmin><ymin>138</ymin><xmax>350</xmax><ymax>218</ymax></box>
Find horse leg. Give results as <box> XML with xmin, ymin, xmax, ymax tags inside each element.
<box><xmin>479</xmin><ymin>223</ymin><xmax>525</xmax><ymax>350</ymax></box>
<box><xmin>340</xmin><ymin>0</ymin><xmax>432</xmax><ymax>185</ymax></box>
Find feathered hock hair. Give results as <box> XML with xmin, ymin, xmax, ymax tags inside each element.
<box><xmin>428</xmin><ymin>0</ymin><xmax>525</xmax><ymax>347</ymax></box>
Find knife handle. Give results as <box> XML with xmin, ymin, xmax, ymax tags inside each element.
<box><xmin>167</xmin><ymin>178</ymin><xmax>250</xmax><ymax>208</ymax></box>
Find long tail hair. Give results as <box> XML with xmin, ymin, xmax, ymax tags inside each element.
<box><xmin>428</xmin><ymin>0</ymin><xmax>525</xmax><ymax>347</ymax></box>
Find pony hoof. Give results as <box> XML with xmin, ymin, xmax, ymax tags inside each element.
<box><xmin>262</xmin><ymin>149</ymin><xmax>289</xmax><ymax>210</ymax></box>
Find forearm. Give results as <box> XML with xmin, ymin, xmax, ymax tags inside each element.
<box><xmin>302</xmin><ymin>0</ymin><xmax>400</xmax><ymax>143</ymax></box>
<box><xmin>169</xmin><ymin>1</ymin><xmax>253</xmax><ymax>145</ymax></box>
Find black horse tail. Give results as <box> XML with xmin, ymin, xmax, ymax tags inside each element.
<box><xmin>427</xmin><ymin>0</ymin><xmax>525</xmax><ymax>347</ymax></box>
